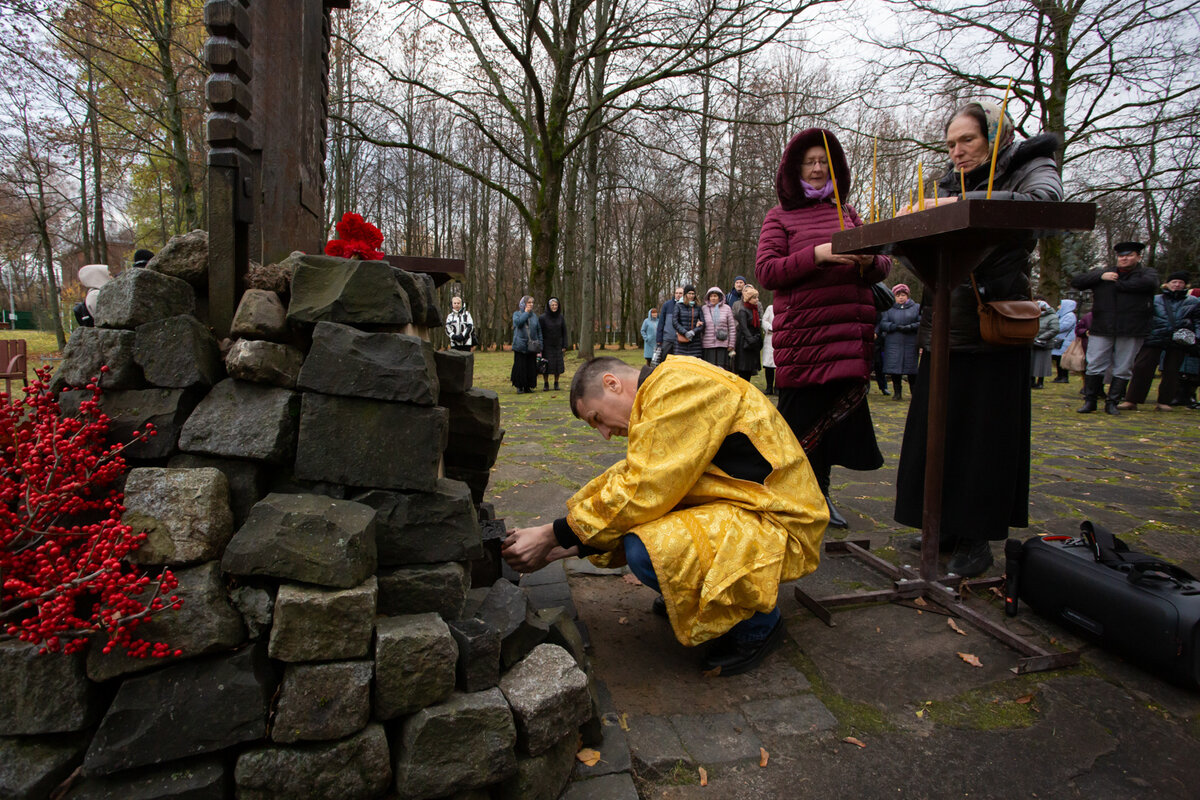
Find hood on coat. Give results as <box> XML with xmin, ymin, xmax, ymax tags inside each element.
<box><xmin>775</xmin><ymin>128</ymin><xmax>853</xmax><ymax>211</ymax></box>
<box><xmin>79</xmin><ymin>264</ymin><xmax>112</xmax><ymax>290</ymax></box>
<box><xmin>705</xmin><ymin>286</ymin><xmax>727</xmax><ymax>305</ymax></box>
<box><xmin>938</xmin><ymin>132</ymin><xmax>1061</xmax><ymax>193</ymax></box>
<box><xmin>1058</xmin><ymin>299</ymin><xmax>1076</xmax><ymax>315</ymax></box>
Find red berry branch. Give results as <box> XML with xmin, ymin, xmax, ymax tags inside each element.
<box><xmin>0</xmin><ymin>367</ymin><xmax>181</xmax><ymax>657</ymax></box>
<box><xmin>324</xmin><ymin>212</ymin><xmax>386</xmax><ymax>260</ymax></box>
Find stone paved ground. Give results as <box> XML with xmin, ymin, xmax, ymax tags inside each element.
<box><xmin>480</xmin><ymin>351</ymin><xmax>1200</xmax><ymax>799</ymax></box>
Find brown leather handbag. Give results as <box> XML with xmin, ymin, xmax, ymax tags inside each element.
<box><xmin>970</xmin><ymin>274</ymin><xmax>1040</xmax><ymax>346</ymax></box>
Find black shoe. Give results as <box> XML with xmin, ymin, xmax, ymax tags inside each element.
<box><xmin>652</xmin><ymin>596</ymin><xmax>667</xmax><ymax>618</ymax></box>
<box><xmin>1052</xmin><ymin>376</ymin><xmax>1069</xmax><ymax>384</ymax></box>
<box><xmin>702</xmin><ymin>617</ymin><xmax>785</xmax><ymax>676</ymax></box>
<box><xmin>543</xmin><ymin>385</ymin><xmax>550</xmax><ymax>391</ymax></box>
<box><xmin>905</xmin><ymin>534</ymin><xmax>956</xmax><ymax>554</ymax></box>
<box><xmin>947</xmin><ymin>540</ymin><xmax>994</xmax><ymax>578</ymax></box>
<box><xmin>825</xmin><ymin>494</ymin><xmax>848</xmax><ymax>529</ymax></box>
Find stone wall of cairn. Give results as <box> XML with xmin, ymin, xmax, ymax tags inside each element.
<box><xmin>0</xmin><ymin>244</ymin><xmax>599</xmax><ymax>800</ymax></box>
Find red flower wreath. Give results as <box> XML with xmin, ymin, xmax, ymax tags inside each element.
<box><xmin>324</xmin><ymin>212</ymin><xmax>386</xmax><ymax>260</ymax></box>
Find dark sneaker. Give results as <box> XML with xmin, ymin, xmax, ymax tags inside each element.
<box><xmin>947</xmin><ymin>539</ymin><xmax>994</xmax><ymax>578</ymax></box>
<box><xmin>652</xmin><ymin>596</ymin><xmax>667</xmax><ymax>618</ymax></box>
<box><xmin>702</xmin><ymin>617</ymin><xmax>785</xmax><ymax>677</ymax></box>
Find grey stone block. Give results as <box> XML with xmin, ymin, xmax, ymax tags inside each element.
<box><xmin>294</xmin><ymin>393</ymin><xmax>447</xmax><ymax>491</ymax></box>
<box><xmin>83</xmin><ymin>644</ymin><xmax>274</xmax><ymax>776</ymax></box>
<box><xmin>378</xmin><ymin>563</ymin><xmax>469</xmax><ymax>619</ymax></box>
<box><xmin>229</xmin><ymin>585</ymin><xmax>275</xmax><ymax>639</ymax></box>
<box><xmin>95</xmin><ymin>268</ymin><xmax>195</xmax><ymax>329</ymax></box>
<box><xmin>0</xmin><ymin>642</ymin><xmax>100</xmax><ymax>735</ymax></box>
<box><xmin>434</xmin><ymin>348</ymin><xmax>473</xmax><ymax>394</ymax></box>
<box><xmin>739</xmin><ymin>694</ymin><xmax>836</xmax><ymax>739</ymax></box>
<box><xmin>87</xmin><ymin>560</ymin><xmax>246</xmax><ymax>682</ymax></box>
<box><xmin>52</xmin><ymin>326</ymin><xmax>143</xmax><ymax>392</ymax></box>
<box><xmin>272</xmin><ymin>660</ymin><xmax>373</xmax><ymax>743</ymax></box>
<box><xmin>574</xmin><ymin>712</ymin><xmax>632</xmax><ymax>779</ymax></box>
<box><xmin>146</xmin><ymin>229</ymin><xmax>208</xmax><ymax>288</ymax></box>
<box><xmin>392</xmin><ymin>689</ymin><xmax>517</xmax><ymax>799</ymax></box>
<box><xmin>236</xmin><ymin>723</ymin><xmax>391</xmax><ymax>800</ymax></box>
<box><xmin>448</xmin><ymin>617</ymin><xmax>500</xmax><ymax>692</ymax></box>
<box><xmin>355</xmin><ymin>479</ymin><xmax>482</xmax><ymax>567</ymax></box>
<box><xmin>221</xmin><ymin>493</ymin><xmax>377</xmax><ymax>588</ymax></box>
<box><xmin>494</xmin><ymin>731</ymin><xmax>576</xmax><ymax>800</ymax></box>
<box><xmin>288</xmin><ymin>257</ymin><xmax>412</xmax><ymax>326</ymax></box>
<box><xmin>392</xmin><ymin>269</ymin><xmax>430</xmax><ymax>326</ymax></box>
<box><xmin>231</xmin><ymin>289</ymin><xmax>288</xmax><ymax>341</ymax></box>
<box><xmin>167</xmin><ymin>454</ymin><xmax>266</xmax><ymax>528</ymax></box>
<box><xmin>123</xmin><ymin>467</ymin><xmax>234</xmax><ymax>567</ymax></box>
<box><xmin>537</xmin><ymin>606</ymin><xmax>588</xmax><ymax>668</ymax></box>
<box><xmin>268</xmin><ymin>578</ymin><xmax>377</xmax><ymax>662</ymax></box>
<box><xmin>668</xmin><ymin>711</ymin><xmax>763</xmax><ymax>765</ymax></box>
<box><xmin>444</xmin><ymin>465</ymin><xmax>491</xmax><ymax>506</ymax></box>
<box><xmin>560</xmin><ymin>773</ymin><xmax>640</xmax><ymax>800</ymax></box>
<box><xmin>444</xmin><ymin>429</ymin><xmax>505</xmax><ymax>471</ymax></box>
<box><xmin>626</xmin><ymin>715</ymin><xmax>688</xmax><ymax>777</ymax></box>
<box><xmin>224</xmin><ymin>339</ymin><xmax>303</xmax><ymax>389</ymax></box>
<box><xmin>0</xmin><ymin>734</ymin><xmax>87</xmax><ymax>800</ymax></box>
<box><xmin>63</xmin><ymin>756</ymin><xmax>227</xmax><ymax>799</ymax></box>
<box><xmin>525</xmin><ymin>583</ymin><xmax>578</xmax><ymax>619</ymax></box>
<box><xmin>499</xmin><ymin>644</ymin><xmax>591</xmax><ymax>755</ymax></box>
<box><xmin>59</xmin><ymin>387</ymin><xmax>201</xmax><ymax>460</ymax></box>
<box><xmin>374</xmin><ymin>613</ymin><xmax>458</xmax><ymax>720</ymax></box>
<box><xmin>475</xmin><ymin>579</ymin><xmax>549</xmax><ymax>669</ymax></box>
<box><xmin>178</xmin><ymin>379</ymin><xmax>300</xmax><ymax>464</ymax></box>
<box><xmin>441</xmin><ymin>388</ymin><xmax>500</xmax><ymax>438</ymax></box>
<box><xmin>134</xmin><ymin>315</ymin><xmax>223</xmax><ymax>389</ymax></box>
<box><xmin>298</xmin><ymin>322</ymin><xmax>439</xmax><ymax>404</ymax></box>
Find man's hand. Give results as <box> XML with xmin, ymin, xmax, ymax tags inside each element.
<box><xmin>502</xmin><ymin>523</ymin><xmax>567</xmax><ymax>574</ymax></box>
<box><xmin>1101</xmin><ymin>271</ymin><xmax>1119</xmax><ymax>281</ymax></box>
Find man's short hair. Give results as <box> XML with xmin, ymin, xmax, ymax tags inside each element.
<box><xmin>569</xmin><ymin>357</ymin><xmax>635</xmax><ymax>419</ymax></box>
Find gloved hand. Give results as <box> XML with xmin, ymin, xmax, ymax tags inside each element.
<box><xmin>727</xmin><ymin>348</ymin><xmax>735</xmax><ymax>358</ymax></box>
<box><xmin>686</xmin><ymin>330</ymin><xmax>695</xmax><ymax>341</ymax></box>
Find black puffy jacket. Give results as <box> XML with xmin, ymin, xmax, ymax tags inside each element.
<box><xmin>1070</xmin><ymin>266</ymin><xmax>1158</xmax><ymax>337</ymax></box>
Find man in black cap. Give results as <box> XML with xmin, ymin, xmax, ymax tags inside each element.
<box><xmin>1070</xmin><ymin>241</ymin><xmax>1158</xmax><ymax>414</ymax></box>
<box><xmin>132</xmin><ymin>249</ymin><xmax>154</xmax><ymax>269</ymax></box>
<box><xmin>1119</xmin><ymin>270</ymin><xmax>1199</xmax><ymax>410</ymax></box>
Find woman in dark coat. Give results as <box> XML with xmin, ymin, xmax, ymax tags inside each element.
<box><xmin>893</xmin><ymin>101</ymin><xmax>1063</xmax><ymax>577</ymax></box>
<box><xmin>877</xmin><ymin>284</ymin><xmax>920</xmax><ymax>399</ymax></box>
<box><xmin>672</xmin><ymin>285</ymin><xmax>705</xmax><ymax>358</ymax></box>
<box><xmin>755</xmin><ymin>128</ymin><xmax>891</xmax><ymax>529</ymax></box>
<box><xmin>510</xmin><ymin>295</ymin><xmax>541</xmax><ymax>394</ymax></box>
<box><xmin>734</xmin><ymin>286</ymin><xmax>764</xmax><ymax>381</ymax></box>
<box><xmin>539</xmin><ymin>297</ymin><xmax>569</xmax><ymax>391</ymax></box>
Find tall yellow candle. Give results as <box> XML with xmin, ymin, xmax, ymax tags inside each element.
<box><xmin>960</xmin><ymin>168</ymin><xmax>966</xmax><ymax>197</ymax></box>
<box><xmin>892</xmin><ymin>194</ymin><xmax>897</xmax><ymax>218</ymax></box>
<box><xmin>987</xmin><ymin>79</ymin><xmax>1013</xmax><ymax>199</ymax></box>
<box><xmin>871</xmin><ymin>136</ymin><xmax>878</xmax><ymax>223</ymax></box>
<box><xmin>917</xmin><ymin>162</ymin><xmax>924</xmax><ymax>210</ymax></box>
<box><xmin>821</xmin><ymin>131</ymin><xmax>845</xmax><ymax>231</ymax></box>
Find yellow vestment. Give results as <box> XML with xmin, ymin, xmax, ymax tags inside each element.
<box><xmin>566</xmin><ymin>356</ymin><xmax>828</xmax><ymax>645</ymax></box>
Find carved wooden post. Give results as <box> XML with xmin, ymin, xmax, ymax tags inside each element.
<box><xmin>204</xmin><ymin>0</ymin><xmax>255</xmax><ymax>339</ymax></box>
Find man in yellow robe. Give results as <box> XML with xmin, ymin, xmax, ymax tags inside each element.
<box><xmin>502</xmin><ymin>355</ymin><xmax>827</xmax><ymax>675</ymax></box>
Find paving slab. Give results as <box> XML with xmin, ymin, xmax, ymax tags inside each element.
<box><xmin>560</xmin><ymin>772</ymin><xmax>639</xmax><ymax>800</ymax></box>
<box><xmin>625</xmin><ymin>714</ymin><xmax>688</xmax><ymax>777</ymax></box>
<box><xmin>668</xmin><ymin>711</ymin><xmax>763</xmax><ymax>766</ymax></box>
<box><xmin>738</xmin><ymin>693</ymin><xmax>834</xmax><ymax>741</ymax></box>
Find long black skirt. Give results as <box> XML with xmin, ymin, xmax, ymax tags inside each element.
<box><xmin>777</xmin><ymin>380</ymin><xmax>883</xmax><ymax>492</ymax></box>
<box><xmin>894</xmin><ymin>349</ymin><xmax>1030</xmax><ymax>541</ymax></box>
<box><xmin>542</xmin><ymin>348</ymin><xmax>565</xmax><ymax>376</ymax></box>
<box><xmin>510</xmin><ymin>351</ymin><xmax>538</xmax><ymax>390</ymax></box>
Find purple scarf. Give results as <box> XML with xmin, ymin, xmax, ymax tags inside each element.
<box><xmin>801</xmin><ymin>179</ymin><xmax>835</xmax><ymax>201</ymax></box>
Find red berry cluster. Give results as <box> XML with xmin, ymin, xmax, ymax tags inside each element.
<box><xmin>0</xmin><ymin>367</ymin><xmax>181</xmax><ymax>657</ymax></box>
<box><xmin>324</xmin><ymin>212</ymin><xmax>386</xmax><ymax>260</ymax></box>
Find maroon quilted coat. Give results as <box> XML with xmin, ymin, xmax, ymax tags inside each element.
<box><xmin>755</xmin><ymin>128</ymin><xmax>890</xmax><ymax>389</ymax></box>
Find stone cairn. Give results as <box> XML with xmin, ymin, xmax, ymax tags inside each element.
<box><xmin>1</xmin><ymin>239</ymin><xmax>598</xmax><ymax>800</ymax></box>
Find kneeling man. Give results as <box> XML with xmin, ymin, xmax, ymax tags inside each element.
<box><xmin>502</xmin><ymin>356</ymin><xmax>828</xmax><ymax>675</ymax></box>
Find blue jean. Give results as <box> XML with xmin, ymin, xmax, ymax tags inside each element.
<box><xmin>623</xmin><ymin>534</ymin><xmax>780</xmax><ymax>644</ymax></box>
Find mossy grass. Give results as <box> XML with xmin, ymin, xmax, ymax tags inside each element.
<box><xmin>784</xmin><ymin>643</ymin><xmax>894</xmax><ymax>738</ymax></box>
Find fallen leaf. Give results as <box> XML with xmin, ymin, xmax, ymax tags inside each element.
<box><xmin>1015</xmin><ymin>694</ymin><xmax>1034</xmax><ymax>704</ymax></box>
<box><xmin>947</xmin><ymin>619</ymin><xmax>967</xmax><ymax>636</ymax></box>
<box><xmin>702</xmin><ymin>665</ymin><xmax>723</xmax><ymax>678</ymax></box>
<box><xmin>913</xmin><ymin>597</ymin><xmax>928</xmax><ymax>607</ymax></box>
<box><xmin>617</xmin><ymin>617</ymin><xmax>628</xmax><ymax>625</ymax></box>
<box><xmin>843</xmin><ymin>736</ymin><xmax>866</xmax><ymax>748</ymax></box>
<box><xmin>618</xmin><ymin>713</ymin><xmax>629</xmax><ymax>731</ymax></box>
<box><xmin>916</xmin><ymin>610</ymin><xmax>922</xmax><ymax>615</ymax></box>
<box><xmin>622</xmin><ymin>573</ymin><xmax>642</xmax><ymax>586</ymax></box>
<box><xmin>699</xmin><ymin>767</ymin><xmax>708</xmax><ymax>786</ymax></box>
<box><xmin>989</xmin><ymin>587</ymin><xmax>1004</xmax><ymax>598</ymax></box>
<box><xmin>957</xmin><ymin>652</ymin><xmax>983</xmax><ymax>667</ymax></box>
<box><xmin>576</xmin><ymin>748</ymin><xmax>602</xmax><ymax>766</ymax></box>
<box><xmin>759</xmin><ymin>747</ymin><xmax>769</xmax><ymax>767</ymax></box>
<box><xmin>876</xmin><ymin>626</ymin><xmax>881</xmax><ymax>633</ymax></box>
<box><xmin>915</xmin><ymin>709</ymin><xmax>924</xmax><ymax>718</ymax></box>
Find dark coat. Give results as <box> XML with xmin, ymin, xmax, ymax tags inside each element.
<box><xmin>673</xmin><ymin>301</ymin><xmax>705</xmax><ymax>358</ymax></box>
<box><xmin>878</xmin><ymin>300</ymin><xmax>920</xmax><ymax>374</ymax></box>
<box><xmin>734</xmin><ymin>304</ymin><xmax>763</xmax><ymax>374</ymax></box>
<box><xmin>916</xmin><ymin>134</ymin><xmax>1062</xmax><ymax>352</ymax></box>
<box><xmin>656</xmin><ymin>298</ymin><xmax>678</xmax><ymax>345</ymax></box>
<box><xmin>1146</xmin><ymin>289</ymin><xmax>1200</xmax><ymax>348</ymax></box>
<box><xmin>539</xmin><ymin>310</ymin><xmax>569</xmax><ymax>351</ymax></box>
<box><xmin>755</xmin><ymin>128</ymin><xmax>891</xmax><ymax>389</ymax></box>
<box><xmin>512</xmin><ymin>310</ymin><xmax>541</xmax><ymax>353</ymax></box>
<box><xmin>1070</xmin><ymin>265</ymin><xmax>1158</xmax><ymax>337</ymax></box>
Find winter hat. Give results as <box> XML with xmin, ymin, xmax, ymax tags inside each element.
<box><xmin>683</xmin><ymin>284</ymin><xmax>696</xmax><ymax>295</ymax></box>
<box><xmin>892</xmin><ymin>283</ymin><xmax>910</xmax><ymax>295</ymax></box>
<box><xmin>1167</xmin><ymin>271</ymin><xmax>1190</xmax><ymax>283</ymax></box>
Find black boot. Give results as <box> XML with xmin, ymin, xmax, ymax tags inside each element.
<box><xmin>825</xmin><ymin>493</ymin><xmax>848</xmax><ymax>529</ymax></box>
<box><xmin>1106</xmin><ymin>377</ymin><xmax>1128</xmax><ymax>416</ymax></box>
<box><xmin>1033</xmin><ymin>377</ymin><xmax>1044</xmax><ymax>389</ymax></box>
<box><xmin>948</xmin><ymin>539</ymin><xmax>994</xmax><ymax>578</ymax></box>
<box><xmin>1077</xmin><ymin>374</ymin><xmax>1102</xmax><ymax>413</ymax></box>
<box><xmin>1052</xmin><ymin>365</ymin><xmax>1070</xmax><ymax>383</ymax></box>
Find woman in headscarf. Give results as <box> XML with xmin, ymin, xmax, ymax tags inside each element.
<box><xmin>734</xmin><ymin>285</ymin><xmax>763</xmax><ymax>383</ymax></box>
<box><xmin>755</xmin><ymin>128</ymin><xmax>891</xmax><ymax>530</ymax></box>
<box><xmin>640</xmin><ymin>306</ymin><xmax>659</xmax><ymax>365</ymax></box>
<box><xmin>511</xmin><ymin>295</ymin><xmax>541</xmax><ymax>394</ymax></box>
<box><xmin>894</xmin><ymin>100</ymin><xmax>1063</xmax><ymax>577</ymax></box>
<box><xmin>539</xmin><ymin>297</ymin><xmax>569</xmax><ymax>391</ymax></box>
<box><xmin>672</xmin><ymin>285</ymin><xmax>705</xmax><ymax>358</ymax></box>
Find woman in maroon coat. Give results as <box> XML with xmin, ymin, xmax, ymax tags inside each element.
<box><xmin>755</xmin><ymin>128</ymin><xmax>890</xmax><ymax>528</ymax></box>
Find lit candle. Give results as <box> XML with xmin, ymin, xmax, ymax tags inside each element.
<box><xmin>821</xmin><ymin>131</ymin><xmax>845</xmax><ymax>231</ymax></box>
<box><xmin>871</xmin><ymin>136</ymin><xmax>878</xmax><ymax>223</ymax></box>
<box><xmin>987</xmin><ymin>79</ymin><xmax>1013</xmax><ymax>199</ymax></box>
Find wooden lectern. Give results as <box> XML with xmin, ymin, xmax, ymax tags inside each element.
<box><xmin>794</xmin><ymin>199</ymin><xmax>1095</xmax><ymax>674</ymax></box>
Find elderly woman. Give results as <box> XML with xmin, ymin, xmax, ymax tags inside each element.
<box><xmin>877</xmin><ymin>283</ymin><xmax>920</xmax><ymax>400</ymax></box>
<box><xmin>511</xmin><ymin>295</ymin><xmax>541</xmax><ymax>394</ymax></box>
<box><xmin>894</xmin><ymin>101</ymin><xmax>1063</xmax><ymax>577</ymax></box>
<box><xmin>734</xmin><ymin>286</ymin><xmax>764</xmax><ymax>382</ymax></box>
<box><xmin>640</xmin><ymin>307</ymin><xmax>658</xmax><ymax>365</ymax></box>
<box><xmin>539</xmin><ymin>297</ymin><xmax>569</xmax><ymax>391</ymax></box>
<box><xmin>673</xmin><ymin>285</ymin><xmax>705</xmax><ymax>358</ymax></box>
<box><xmin>445</xmin><ymin>295</ymin><xmax>475</xmax><ymax>352</ymax></box>
<box><xmin>756</xmin><ymin>128</ymin><xmax>891</xmax><ymax>529</ymax></box>
<box><xmin>700</xmin><ymin>286</ymin><xmax>737</xmax><ymax>370</ymax></box>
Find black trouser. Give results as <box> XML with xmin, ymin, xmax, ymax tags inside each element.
<box><xmin>764</xmin><ymin>367</ymin><xmax>775</xmax><ymax>393</ymax></box>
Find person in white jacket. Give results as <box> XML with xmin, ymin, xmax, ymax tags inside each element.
<box><xmin>762</xmin><ymin>303</ymin><xmax>775</xmax><ymax>395</ymax></box>
<box><xmin>445</xmin><ymin>295</ymin><xmax>475</xmax><ymax>352</ymax></box>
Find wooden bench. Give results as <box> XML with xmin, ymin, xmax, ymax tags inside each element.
<box><xmin>0</xmin><ymin>338</ymin><xmax>28</xmax><ymax>397</ymax></box>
